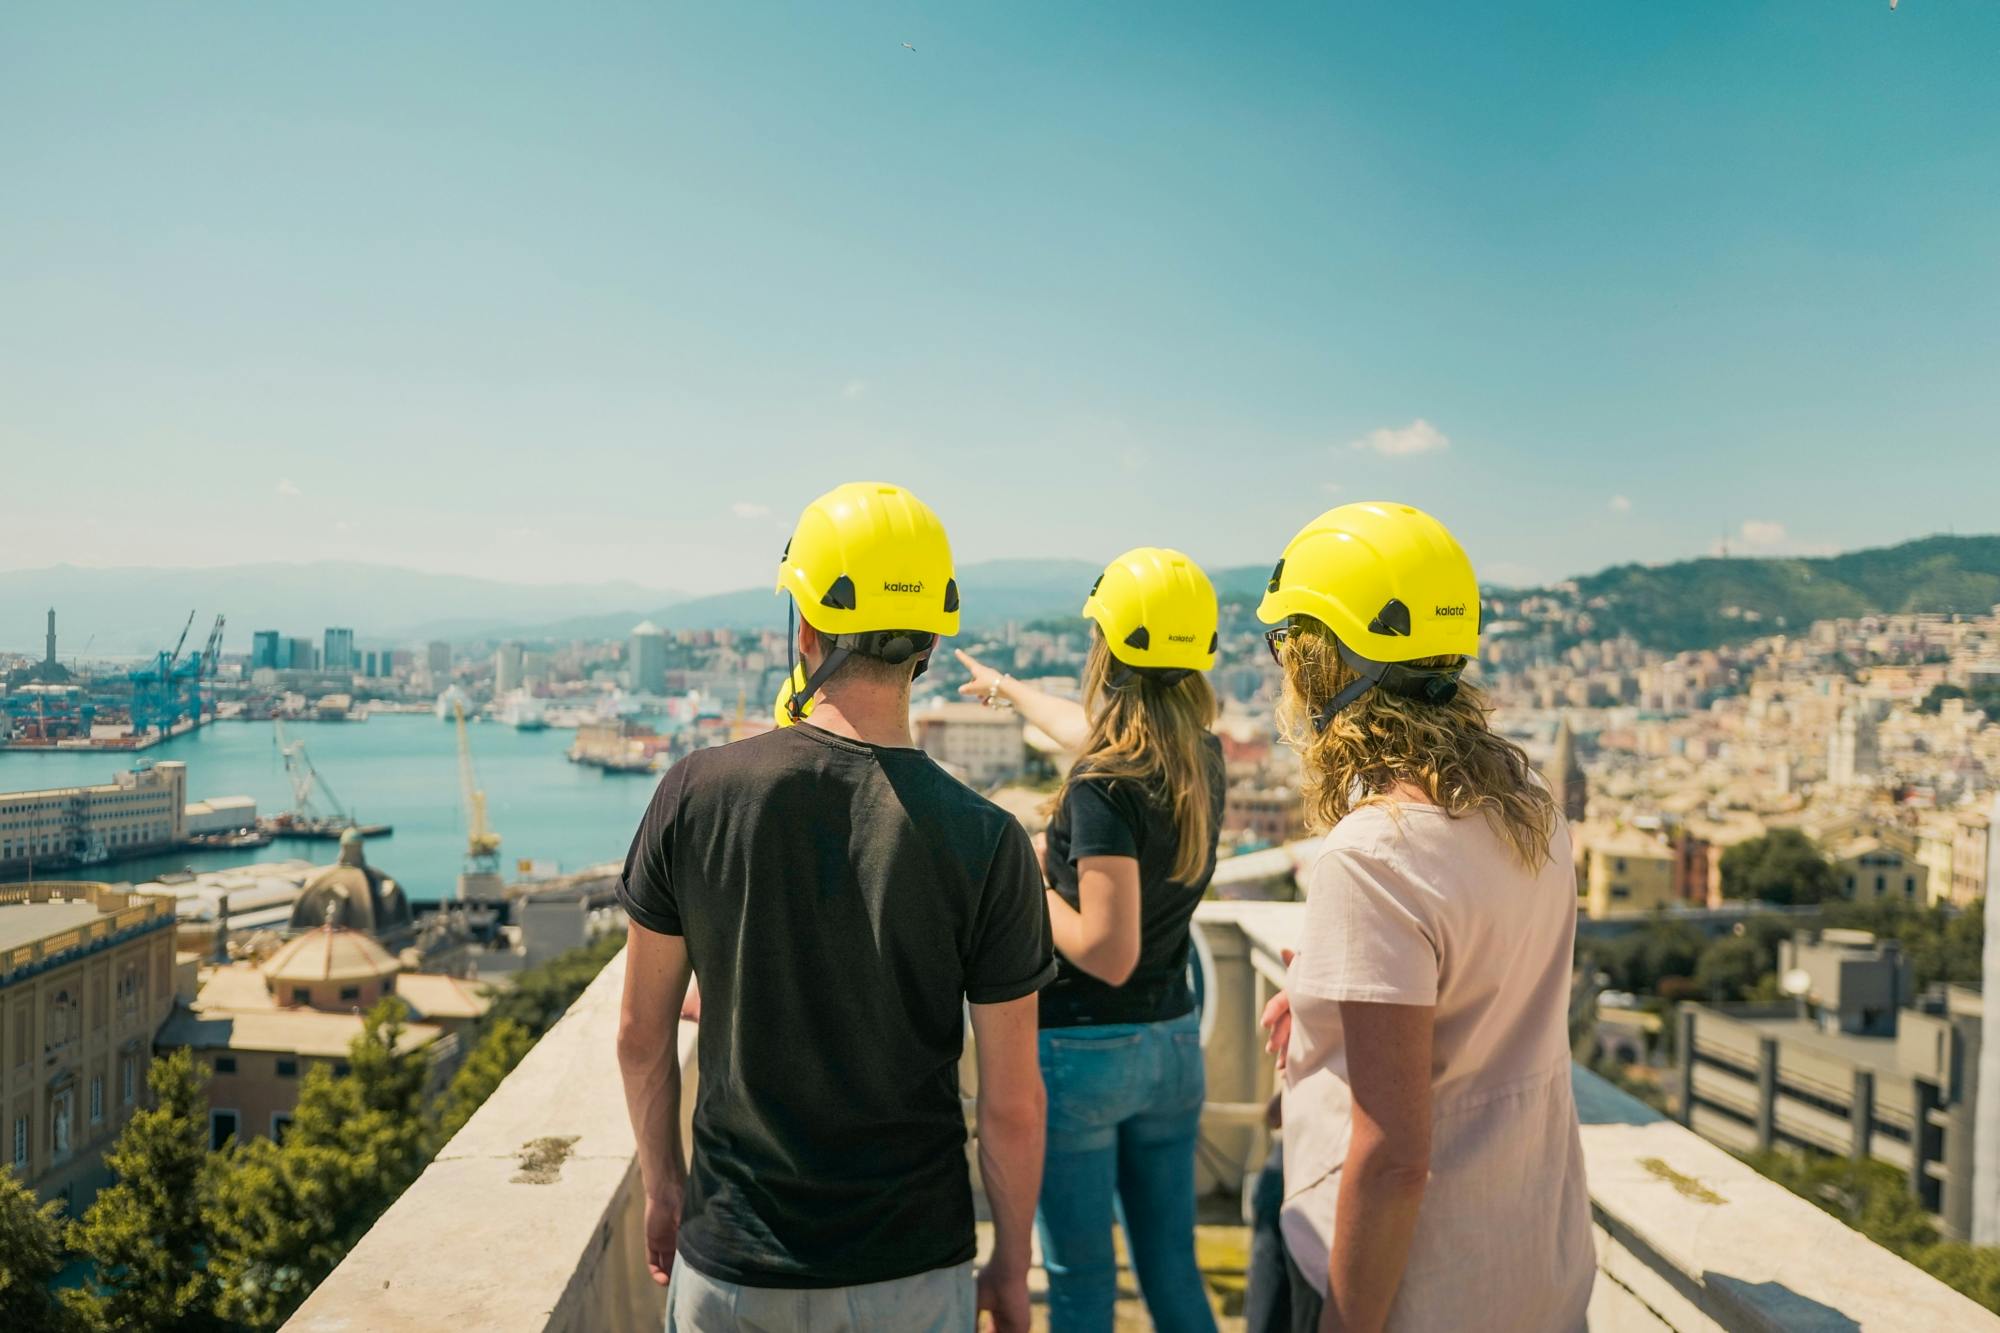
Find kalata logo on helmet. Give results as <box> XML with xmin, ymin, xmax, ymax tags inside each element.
<box><xmin>882</xmin><ymin>580</ymin><xmax>925</xmax><ymax>594</ymax></box>
<box><xmin>1435</xmin><ymin>605</ymin><xmax>1467</xmax><ymax>617</ymax></box>
<box><xmin>1166</xmin><ymin>633</ymin><xmax>1198</xmax><ymax>644</ymax></box>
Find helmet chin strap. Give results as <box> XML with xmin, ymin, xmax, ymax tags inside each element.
<box><xmin>1311</xmin><ymin>638</ymin><xmax>1464</xmax><ymax>733</ymax></box>
<box><xmin>784</xmin><ymin>599</ymin><xmax>937</xmax><ymax>722</ymax></box>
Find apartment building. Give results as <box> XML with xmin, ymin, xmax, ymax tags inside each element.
<box><xmin>0</xmin><ymin>881</ymin><xmax>178</xmax><ymax>1210</ymax></box>
<box><xmin>912</xmin><ymin>701</ymin><xmax>1028</xmax><ymax>790</ymax></box>
<box><xmin>0</xmin><ymin>760</ymin><xmax>187</xmax><ymax>873</ymax></box>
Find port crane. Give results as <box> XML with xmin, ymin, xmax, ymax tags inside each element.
<box><xmin>127</xmin><ymin>610</ymin><xmax>206</xmax><ymax>736</ymax></box>
<box><xmin>453</xmin><ymin>698</ymin><xmax>504</xmax><ymax>899</ymax></box>
<box><xmin>272</xmin><ymin>717</ymin><xmax>352</xmax><ymax>827</ymax></box>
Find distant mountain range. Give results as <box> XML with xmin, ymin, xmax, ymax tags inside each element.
<box><xmin>0</xmin><ymin>563</ymin><xmax>681</xmax><ymax>658</ymax></box>
<box><xmin>4</xmin><ymin>535</ymin><xmax>1994</xmax><ymax>659</ymax></box>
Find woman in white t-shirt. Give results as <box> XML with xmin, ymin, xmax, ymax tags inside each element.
<box><xmin>1254</xmin><ymin>502</ymin><xmax>1593</xmax><ymax>1333</ymax></box>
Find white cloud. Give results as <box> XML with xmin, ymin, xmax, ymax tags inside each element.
<box><xmin>840</xmin><ymin>379</ymin><xmax>868</xmax><ymax>400</ymax></box>
<box><xmin>1710</xmin><ymin>519</ymin><xmax>1792</xmax><ymax>556</ymax></box>
<box><xmin>1346</xmin><ymin>418</ymin><xmax>1449</xmax><ymax>458</ymax></box>
<box><xmin>276</xmin><ymin>478</ymin><xmax>302</xmax><ymax>498</ymax></box>
<box><xmin>1609</xmin><ymin>494</ymin><xmax>1632</xmax><ymax>513</ymax></box>
<box><xmin>731</xmin><ymin>501</ymin><xmax>772</xmax><ymax>520</ymax></box>
<box><xmin>1738</xmin><ymin>519</ymin><xmax>1787</xmax><ymax>548</ymax></box>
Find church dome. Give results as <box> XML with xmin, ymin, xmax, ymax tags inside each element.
<box><xmin>262</xmin><ymin>925</ymin><xmax>401</xmax><ymax>986</ymax></box>
<box><xmin>289</xmin><ymin>829</ymin><xmax>414</xmax><ymax>945</ymax></box>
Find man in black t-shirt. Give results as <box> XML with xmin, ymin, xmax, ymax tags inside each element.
<box><xmin>615</xmin><ymin>483</ymin><xmax>1053</xmax><ymax>1333</ymax></box>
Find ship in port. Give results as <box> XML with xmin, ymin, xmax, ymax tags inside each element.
<box><xmin>495</xmin><ymin>691</ymin><xmax>548</xmax><ymax>730</ymax></box>
<box><xmin>434</xmin><ymin>685</ymin><xmax>473</xmax><ymax>722</ymax></box>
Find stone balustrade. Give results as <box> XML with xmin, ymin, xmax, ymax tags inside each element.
<box><xmin>286</xmin><ymin>903</ymin><xmax>2000</xmax><ymax>1331</ymax></box>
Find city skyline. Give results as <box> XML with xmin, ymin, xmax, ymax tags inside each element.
<box><xmin>5</xmin><ymin>3</ymin><xmax>1998</xmax><ymax>593</ymax></box>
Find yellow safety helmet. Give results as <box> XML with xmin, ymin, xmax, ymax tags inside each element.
<box><xmin>774</xmin><ymin>482</ymin><xmax>959</xmax><ymax>721</ymax></box>
<box><xmin>1257</xmin><ymin>501</ymin><xmax>1479</xmax><ymax>727</ymax></box>
<box><xmin>1082</xmin><ymin>547</ymin><xmax>1218</xmax><ymax>680</ymax></box>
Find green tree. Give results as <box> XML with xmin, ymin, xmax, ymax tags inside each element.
<box><xmin>431</xmin><ymin>1017</ymin><xmax>534</xmax><ymax>1151</ymax></box>
<box><xmin>1822</xmin><ymin>898</ymin><xmax>1983</xmax><ymax>991</ymax></box>
<box><xmin>1918</xmin><ymin>683</ymin><xmax>1968</xmax><ymax>714</ymax></box>
<box><xmin>209</xmin><ymin>998</ymin><xmax>434</xmax><ymax>1329</ymax></box>
<box><xmin>1719</xmin><ymin>829</ymin><xmax>1837</xmax><ymax>905</ymax></box>
<box><xmin>0</xmin><ymin>1166</ymin><xmax>79</xmax><ymax>1333</ymax></box>
<box><xmin>63</xmin><ymin>1049</ymin><xmax>225</xmax><ymax>1333</ymax></box>
<box><xmin>485</xmin><ymin>930</ymin><xmax>624</xmax><ymax>1035</ymax></box>
<box><xmin>1692</xmin><ymin>934</ymin><xmax>1766</xmax><ymax>1001</ymax></box>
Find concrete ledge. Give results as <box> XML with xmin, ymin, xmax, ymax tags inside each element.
<box><xmin>283</xmin><ymin>950</ymin><xmax>693</xmax><ymax>1333</ymax></box>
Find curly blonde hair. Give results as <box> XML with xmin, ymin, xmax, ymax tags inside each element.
<box><xmin>1048</xmin><ymin>635</ymin><xmax>1220</xmax><ymax>884</ymax></box>
<box><xmin>1274</xmin><ymin>618</ymin><xmax>1556</xmax><ymax>867</ymax></box>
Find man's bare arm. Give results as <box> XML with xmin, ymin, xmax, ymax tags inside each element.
<box><xmin>969</xmin><ymin>993</ymin><xmax>1045</xmax><ymax>1333</ymax></box>
<box><xmin>616</xmin><ymin>920</ymin><xmax>695</xmax><ymax>1285</ymax></box>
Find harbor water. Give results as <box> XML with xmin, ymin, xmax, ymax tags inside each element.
<box><xmin>0</xmin><ymin>715</ymin><xmax>661</xmax><ymax>902</ymax></box>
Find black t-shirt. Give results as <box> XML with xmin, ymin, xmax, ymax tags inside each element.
<box><xmin>616</xmin><ymin>723</ymin><xmax>1055</xmax><ymax>1290</ymax></box>
<box><xmin>1041</xmin><ymin>734</ymin><xmax>1226</xmax><ymax>1028</ymax></box>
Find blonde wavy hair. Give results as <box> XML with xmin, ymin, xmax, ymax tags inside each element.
<box><xmin>1274</xmin><ymin>618</ymin><xmax>1556</xmax><ymax>867</ymax></box>
<box><xmin>1048</xmin><ymin>635</ymin><xmax>1220</xmax><ymax>884</ymax></box>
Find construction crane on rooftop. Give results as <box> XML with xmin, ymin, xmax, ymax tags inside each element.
<box><xmin>453</xmin><ymin>698</ymin><xmax>504</xmax><ymax>900</ymax></box>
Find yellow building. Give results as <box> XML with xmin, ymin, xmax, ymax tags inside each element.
<box><xmin>1575</xmin><ymin>822</ymin><xmax>1678</xmax><ymax>918</ymax></box>
<box><xmin>1831</xmin><ymin>836</ymin><xmax>1929</xmax><ymax>905</ymax></box>
<box><xmin>0</xmin><ymin>882</ymin><xmax>177</xmax><ymax>1209</ymax></box>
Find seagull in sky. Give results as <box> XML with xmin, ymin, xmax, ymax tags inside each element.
<box><xmin>902</xmin><ymin>41</ymin><xmax>916</xmax><ymax>52</ymax></box>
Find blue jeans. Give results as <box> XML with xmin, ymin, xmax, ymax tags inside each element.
<box><xmin>1035</xmin><ymin>1009</ymin><xmax>1217</xmax><ymax>1333</ymax></box>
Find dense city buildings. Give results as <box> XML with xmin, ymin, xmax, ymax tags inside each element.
<box><xmin>1479</xmin><ymin>604</ymin><xmax>2000</xmax><ymax>916</ymax></box>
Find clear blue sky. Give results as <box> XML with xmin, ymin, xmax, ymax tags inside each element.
<box><xmin>3</xmin><ymin>1</ymin><xmax>1995</xmax><ymax>594</ymax></box>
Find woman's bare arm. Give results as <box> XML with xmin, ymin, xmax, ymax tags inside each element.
<box><xmin>1043</xmin><ymin>855</ymin><xmax>1141</xmax><ymax>984</ymax></box>
<box><xmin>956</xmin><ymin>649</ymin><xmax>1091</xmax><ymax>751</ymax></box>
<box><xmin>1323</xmin><ymin>999</ymin><xmax>1434</xmax><ymax>1332</ymax></box>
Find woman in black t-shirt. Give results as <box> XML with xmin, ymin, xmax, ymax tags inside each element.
<box><xmin>958</xmin><ymin>547</ymin><xmax>1225</xmax><ymax>1333</ymax></box>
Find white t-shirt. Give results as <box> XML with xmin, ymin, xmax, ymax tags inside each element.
<box><xmin>1280</xmin><ymin>802</ymin><xmax>1594</xmax><ymax>1332</ymax></box>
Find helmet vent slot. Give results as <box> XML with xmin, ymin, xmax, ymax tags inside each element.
<box><xmin>1266</xmin><ymin>559</ymin><xmax>1285</xmax><ymax>594</ymax></box>
<box><xmin>1123</xmin><ymin>625</ymin><xmax>1151</xmax><ymax>651</ymax></box>
<box><xmin>1368</xmin><ymin>599</ymin><xmax>1412</xmax><ymax>637</ymax></box>
<box><xmin>820</xmin><ymin>575</ymin><xmax>858</xmax><ymax>611</ymax></box>
<box><xmin>942</xmin><ymin>578</ymin><xmax>960</xmax><ymax>614</ymax></box>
